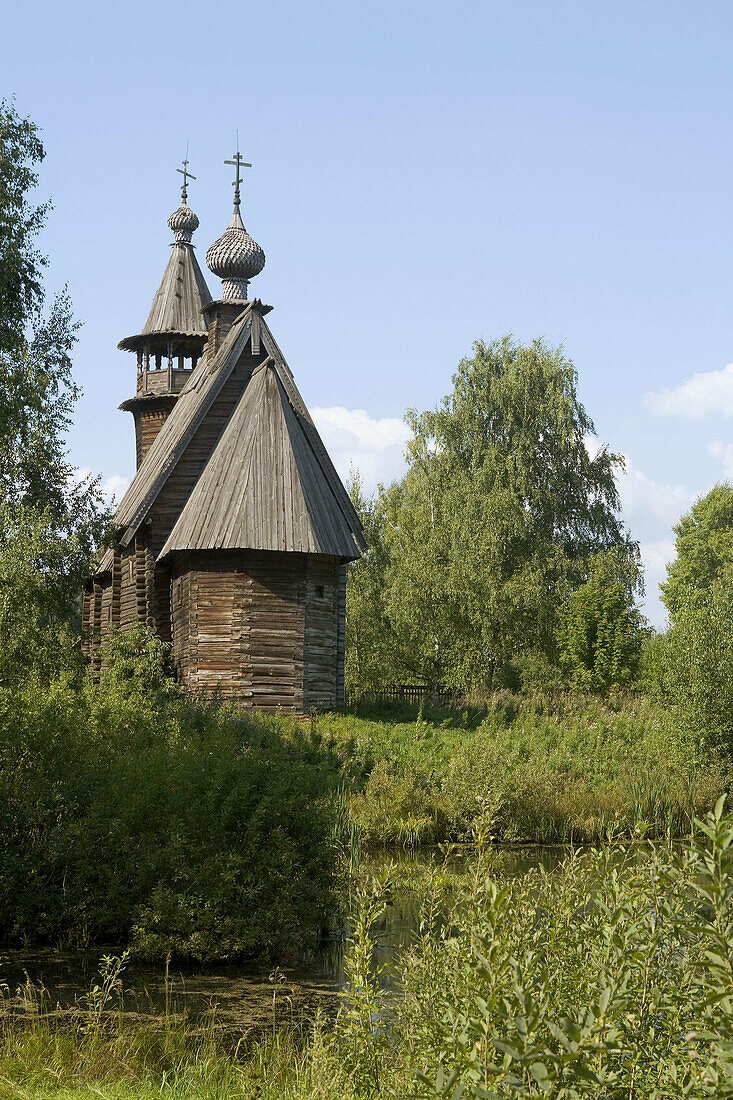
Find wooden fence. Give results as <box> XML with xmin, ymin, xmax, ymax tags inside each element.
<box><xmin>346</xmin><ymin>683</ymin><xmax>455</xmax><ymax>708</ymax></box>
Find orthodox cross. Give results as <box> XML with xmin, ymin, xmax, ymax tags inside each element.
<box><xmin>225</xmin><ymin>151</ymin><xmax>252</xmax><ymax>209</ymax></box>
<box><xmin>176</xmin><ymin>153</ymin><xmax>196</xmax><ymax>204</ymax></box>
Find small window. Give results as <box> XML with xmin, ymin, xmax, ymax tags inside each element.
<box><xmin>315</xmin><ymin>584</ymin><xmax>325</xmax><ymax>599</ymax></box>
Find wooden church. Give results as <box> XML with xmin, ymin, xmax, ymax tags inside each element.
<box><xmin>83</xmin><ymin>156</ymin><xmax>365</xmax><ymax>712</ymax></box>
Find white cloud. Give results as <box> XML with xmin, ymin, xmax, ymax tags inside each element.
<box><xmin>708</xmin><ymin>441</ymin><xmax>733</xmax><ymax>479</ymax></box>
<box><xmin>584</xmin><ymin>438</ymin><xmax>692</xmax><ymax>528</ymax></box>
<box><xmin>101</xmin><ymin>474</ymin><xmax>131</xmax><ymax>503</ymax></box>
<box><xmin>638</xmin><ymin>539</ymin><xmax>675</xmax><ymax>630</ymax></box>
<box><xmin>639</xmin><ymin>538</ymin><xmax>676</xmax><ymax>579</ymax></box>
<box><xmin>311</xmin><ymin>406</ymin><xmax>411</xmax><ymax>492</ymax></box>
<box><xmin>74</xmin><ymin>466</ymin><xmax>130</xmax><ymax>505</ymax></box>
<box><xmin>616</xmin><ymin>457</ymin><xmax>694</xmax><ymax>528</ymax></box>
<box><xmin>643</xmin><ymin>362</ymin><xmax>733</xmax><ymax>420</ymax></box>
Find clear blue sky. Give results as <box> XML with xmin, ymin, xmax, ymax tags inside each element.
<box><xmin>5</xmin><ymin>0</ymin><xmax>733</xmax><ymax>626</ymax></box>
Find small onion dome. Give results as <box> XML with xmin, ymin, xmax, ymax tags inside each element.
<box><xmin>167</xmin><ymin>203</ymin><xmax>199</xmax><ymax>243</ymax></box>
<box><xmin>206</xmin><ymin>208</ymin><xmax>266</xmax><ymax>300</ymax></box>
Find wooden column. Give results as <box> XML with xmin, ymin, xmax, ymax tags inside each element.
<box><xmin>167</xmin><ymin>338</ymin><xmax>173</xmax><ymax>391</ymax></box>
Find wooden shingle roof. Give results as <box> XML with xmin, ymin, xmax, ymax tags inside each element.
<box><xmin>109</xmin><ymin>302</ymin><xmax>365</xmax><ymax>560</ymax></box>
<box><xmin>159</xmin><ymin>361</ymin><xmax>361</xmax><ymax>560</ymax></box>
<box><xmin>113</xmin><ymin>306</ymin><xmax>254</xmax><ymax>545</ymax></box>
<box><xmin>118</xmin><ymin>242</ymin><xmax>212</xmax><ymax>352</ymax></box>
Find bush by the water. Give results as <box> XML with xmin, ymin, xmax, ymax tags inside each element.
<box><xmin>0</xmin><ymin>629</ymin><xmax>341</xmax><ymax>960</ymax></box>
<box><xmin>3</xmin><ymin>628</ymin><xmax>726</xmax><ymax>961</ymax></box>
<box><xmin>6</xmin><ymin>801</ymin><xmax>733</xmax><ymax>1097</ymax></box>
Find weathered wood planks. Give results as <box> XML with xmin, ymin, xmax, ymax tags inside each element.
<box><xmin>86</xmin><ymin>290</ymin><xmax>364</xmax><ymax>713</ymax></box>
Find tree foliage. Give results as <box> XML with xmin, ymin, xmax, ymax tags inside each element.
<box><xmin>347</xmin><ymin>337</ymin><xmax>640</xmax><ymax>693</ymax></box>
<box><xmin>0</xmin><ymin>100</ymin><xmax>108</xmax><ymax>680</ymax></box>
<box><xmin>344</xmin><ymin>470</ymin><xmax>400</xmax><ymax>691</ymax></box>
<box><xmin>0</xmin><ymin>97</ymin><xmax>48</xmax><ymax>355</ymax></box>
<box><xmin>661</xmin><ymin>482</ymin><xmax>733</xmax><ymax>623</ymax></box>
<box><xmin>664</xmin><ymin>566</ymin><xmax>733</xmax><ymax>753</ymax></box>
<box><xmin>654</xmin><ymin>485</ymin><xmax>733</xmax><ymax>753</ymax></box>
<box><xmin>558</xmin><ymin>549</ymin><xmax>646</xmax><ymax>692</ymax></box>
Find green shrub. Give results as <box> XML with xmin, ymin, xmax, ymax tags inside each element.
<box><xmin>558</xmin><ymin>550</ymin><xmax>646</xmax><ymax>693</ymax></box>
<box><xmin>506</xmin><ymin>652</ymin><xmax>564</xmax><ymax>696</ymax></box>
<box><xmin>0</xmin><ymin>629</ymin><xmax>341</xmax><ymax>959</ymax></box>
<box><xmin>349</xmin><ymin>757</ymin><xmax>447</xmax><ymax>846</ymax></box>
<box><xmin>636</xmin><ymin>628</ymin><xmax>672</xmax><ymax>698</ymax></box>
<box><xmin>665</xmin><ymin>568</ymin><xmax>733</xmax><ymax>754</ymax></box>
<box><xmin>395</xmin><ymin>799</ymin><xmax>733</xmax><ymax>1096</ymax></box>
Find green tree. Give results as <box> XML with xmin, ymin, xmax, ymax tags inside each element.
<box><xmin>344</xmin><ymin>470</ymin><xmax>401</xmax><ymax>694</ymax></box>
<box><xmin>558</xmin><ymin>548</ymin><xmax>646</xmax><ymax>692</ymax></box>
<box><xmin>661</xmin><ymin>482</ymin><xmax>733</xmax><ymax>622</ymax></box>
<box><xmin>380</xmin><ymin>445</ymin><xmax>456</xmax><ymax>693</ymax></box>
<box><xmin>665</xmin><ymin>566</ymin><xmax>733</xmax><ymax>752</ymax></box>
<box><xmin>0</xmin><ymin>98</ymin><xmax>47</xmax><ymax>355</ymax></box>
<box><xmin>376</xmin><ymin>336</ymin><xmax>636</xmax><ymax>691</ymax></box>
<box><xmin>0</xmin><ymin>101</ymin><xmax>108</xmax><ymax>680</ymax></box>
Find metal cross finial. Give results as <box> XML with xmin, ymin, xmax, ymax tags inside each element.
<box><xmin>224</xmin><ymin>150</ymin><xmax>252</xmax><ymax>209</ymax></box>
<box><xmin>176</xmin><ymin>148</ymin><xmax>196</xmax><ymax>205</ymax></box>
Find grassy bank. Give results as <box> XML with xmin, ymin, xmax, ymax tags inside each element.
<box><xmin>5</xmin><ymin>801</ymin><xmax>733</xmax><ymax>1097</ymax></box>
<box><xmin>1</xmin><ymin>666</ymin><xmax>728</xmax><ymax>967</ymax></box>
<box><xmin>320</xmin><ymin>693</ymin><xmax>730</xmax><ymax>846</ymax></box>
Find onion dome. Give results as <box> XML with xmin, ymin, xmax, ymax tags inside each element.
<box><xmin>206</xmin><ymin>208</ymin><xmax>265</xmax><ymax>300</ymax></box>
<box><xmin>167</xmin><ymin>203</ymin><xmax>199</xmax><ymax>243</ymax></box>
<box><xmin>207</xmin><ymin>151</ymin><xmax>266</xmax><ymax>300</ymax></box>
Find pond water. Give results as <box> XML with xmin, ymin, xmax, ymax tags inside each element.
<box><xmin>0</xmin><ymin>845</ymin><xmax>567</xmax><ymax>1036</ymax></box>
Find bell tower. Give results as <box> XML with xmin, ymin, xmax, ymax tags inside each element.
<box><xmin>118</xmin><ymin>161</ymin><xmax>213</xmax><ymax>467</ymax></box>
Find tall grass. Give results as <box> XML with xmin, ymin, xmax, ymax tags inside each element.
<box><xmin>0</xmin><ymin>955</ymin><xmax>354</xmax><ymax>1099</ymax></box>
<box><xmin>321</xmin><ymin>694</ymin><xmax>730</xmax><ymax>845</ymax></box>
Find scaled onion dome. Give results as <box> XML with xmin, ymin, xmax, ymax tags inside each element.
<box><xmin>167</xmin><ymin>203</ymin><xmax>200</xmax><ymax>243</ymax></box>
<box><xmin>206</xmin><ymin>207</ymin><xmax>265</xmax><ymax>300</ymax></box>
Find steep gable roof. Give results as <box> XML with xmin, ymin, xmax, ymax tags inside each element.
<box><xmin>159</xmin><ymin>361</ymin><xmax>361</xmax><ymax>560</ymax></box>
<box><xmin>257</xmin><ymin>316</ymin><xmax>365</xmax><ymax>544</ymax></box>
<box><xmin>109</xmin><ymin>302</ymin><xmax>365</xmax><ymax>559</ymax></box>
<box><xmin>113</xmin><ymin>305</ymin><xmax>254</xmax><ymax>545</ymax></box>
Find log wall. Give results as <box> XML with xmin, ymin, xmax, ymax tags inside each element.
<box><xmin>303</xmin><ymin>556</ymin><xmax>340</xmax><ymax>711</ymax></box>
<box><xmin>169</xmin><ymin>549</ymin><xmax>343</xmax><ymax>713</ymax></box>
<box><xmin>136</xmin><ymin>403</ymin><xmax>175</xmax><ymax>468</ymax></box>
<box><xmin>119</xmin><ymin>549</ymin><xmax>138</xmax><ymax>629</ymax></box>
<box><xmin>337</xmin><ymin>564</ymin><xmax>347</xmax><ymax>707</ymax></box>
